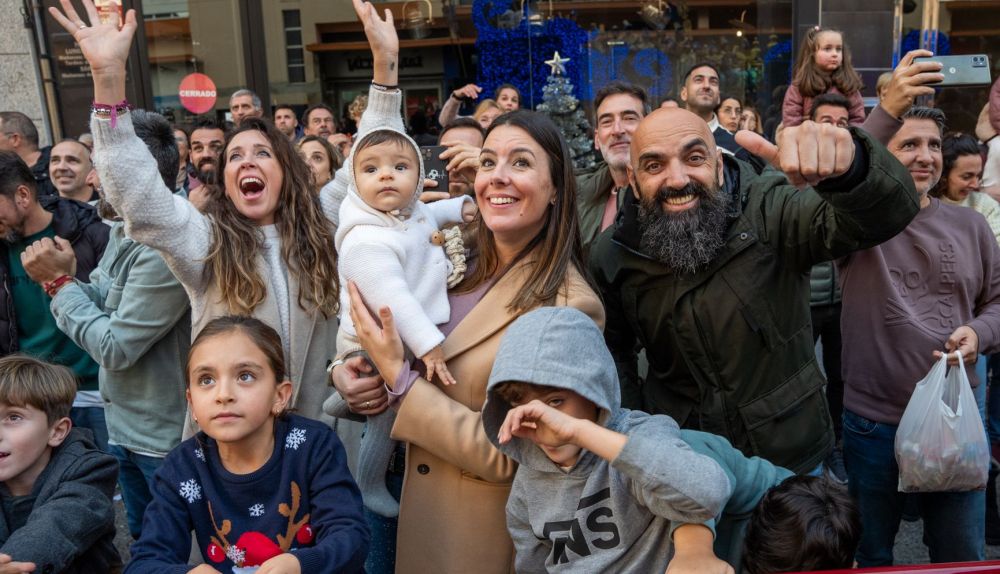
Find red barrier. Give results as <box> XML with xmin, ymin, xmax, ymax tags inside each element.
<box><xmin>801</xmin><ymin>561</ymin><xmax>1000</xmax><ymax>574</ymax></box>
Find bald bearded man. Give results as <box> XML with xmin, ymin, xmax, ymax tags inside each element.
<box><xmin>590</xmin><ymin>108</ymin><xmax>921</xmax><ymax>473</ymax></box>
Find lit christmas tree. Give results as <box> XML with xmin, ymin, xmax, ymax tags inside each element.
<box><xmin>535</xmin><ymin>51</ymin><xmax>597</xmax><ymax>170</ymax></box>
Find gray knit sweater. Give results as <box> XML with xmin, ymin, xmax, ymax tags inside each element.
<box><xmin>90</xmin><ymin>111</ymin><xmax>347</xmax><ymax>340</ymax></box>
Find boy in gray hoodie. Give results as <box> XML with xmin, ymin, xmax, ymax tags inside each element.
<box><xmin>482</xmin><ymin>306</ymin><xmax>733</xmax><ymax>572</ymax></box>
<box><xmin>484</xmin><ymin>306</ymin><xmax>861</xmax><ymax>573</ymax></box>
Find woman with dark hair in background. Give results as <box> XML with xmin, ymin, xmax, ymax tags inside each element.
<box><xmin>930</xmin><ymin>132</ymin><xmax>1000</xmax><ymax>243</ymax></box>
<box><xmin>298</xmin><ymin>134</ymin><xmax>343</xmax><ymax>190</ymax></box>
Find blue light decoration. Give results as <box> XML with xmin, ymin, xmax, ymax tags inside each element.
<box><xmin>587</xmin><ymin>38</ymin><xmax>673</xmax><ymax>104</ymax></box>
<box><xmin>902</xmin><ymin>29</ymin><xmax>951</xmax><ymax>57</ymax></box>
<box><xmin>473</xmin><ymin>0</ymin><xmax>589</xmax><ymax>108</ymax></box>
<box><xmin>763</xmin><ymin>38</ymin><xmax>792</xmax><ymax>66</ymax></box>
<box><xmin>759</xmin><ymin>37</ymin><xmax>792</xmax><ymax>85</ymax></box>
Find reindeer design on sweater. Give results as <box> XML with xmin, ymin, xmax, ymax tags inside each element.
<box><xmin>204</xmin><ymin>481</ymin><xmax>315</xmax><ymax>572</ymax></box>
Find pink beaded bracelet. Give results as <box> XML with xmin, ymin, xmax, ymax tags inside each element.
<box><xmin>91</xmin><ymin>99</ymin><xmax>132</xmax><ymax>128</ymax></box>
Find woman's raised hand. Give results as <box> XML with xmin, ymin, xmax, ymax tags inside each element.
<box><xmin>49</xmin><ymin>0</ymin><xmax>137</xmax><ymax>77</ymax></box>
<box><xmin>352</xmin><ymin>0</ymin><xmax>398</xmax><ymax>59</ymax></box>
<box><xmin>352</xmin><ymin>0</ymin><xmax>399</xmax><ymax>87</ymax></box>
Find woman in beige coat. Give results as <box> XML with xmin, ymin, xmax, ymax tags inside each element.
<box><xmin>332</xmin><ymin>8</ymin><xmax>603</xmax><ymax>572</ymax></box>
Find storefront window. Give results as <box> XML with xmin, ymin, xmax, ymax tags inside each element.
<box><xmin>142</xmin><ymin>0</ymin><xmax>247</xmax><ymax>126</ymax></box>
<box><xmin>469</xmin><ymin>1</ymin><xmax>793</xmax><ymax>138</ymax></box>
<box><xmin>288</xmin><ymin>1</ymin><xmax>796</xmax><ymax>145</ymax></box>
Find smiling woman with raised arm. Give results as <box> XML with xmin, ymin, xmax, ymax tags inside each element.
<box><xmin>48</xmin><ymin>0</ymin><xmax>351</xmax><ymax>433</ymax></box>
<box><xmin>330</xmin><ymin>6</ymin><xmax>604</xmax><ymax>573</ymax></box>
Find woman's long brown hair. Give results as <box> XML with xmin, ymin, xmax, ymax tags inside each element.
<box><xmin>455</xmin><ymin>110</ymin><xmax>587</xmax><ymax>312</ymax></box>
<box><xmin>203</xmin><ymin>118</ymin><xmax>339</xmax><ymax>318</ymax></box>
<box><xmin>792</xmin><ymin>27</ymin><xmax>863</xmax><ymax>98</ymax></box>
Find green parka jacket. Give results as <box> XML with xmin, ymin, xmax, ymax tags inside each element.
<box><xmin>576</xmin><ymin>161</ymin><xmax>628</xmax><ymax>248</ymax></box>
<box><xmin>590</xmin><ymin>129</ymin><xmax>919</xmax><ymax>473</ymax></box>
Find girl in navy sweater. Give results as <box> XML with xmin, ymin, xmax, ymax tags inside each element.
<box><xmin>126</xmin><ymin>316</ymin><xmax>368</xmax><ymax>573</ymax></box>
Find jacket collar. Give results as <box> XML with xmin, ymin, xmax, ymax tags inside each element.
<box><xmin>39</xmin><ymin>194</ymin><xmax>102</xmax><ymax>244</ymax></box>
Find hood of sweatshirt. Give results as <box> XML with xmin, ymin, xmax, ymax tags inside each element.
<box><xmin>335</xmin><ymin>126</ymin><xmax>426</xmax><ymax>251</ymax></box>
<box><xmin>483</xmin><ymin>306</ymin><xmax>624</xmax><ymax>475</ymax></box>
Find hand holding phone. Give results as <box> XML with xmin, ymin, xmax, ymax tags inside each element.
<box><xmin>879</xmin><ymin>50</ymin><xmax>944</xmax><ymax>119</ymax></box>
<box><xmin>420</xmin><ymin>145</ymin><xmax>449</xmax><ymax>195</ymax></box>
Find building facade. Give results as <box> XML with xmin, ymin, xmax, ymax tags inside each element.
<box><xmin>4</xmin><ymin>0</ymin><xmax>997</xmax><ymax>141</ymax></box>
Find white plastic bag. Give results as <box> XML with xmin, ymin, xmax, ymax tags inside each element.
<box><xmin>894</xmin><ymin>351</ymin><xmax>989</xmax><ymax>492</ymax></box>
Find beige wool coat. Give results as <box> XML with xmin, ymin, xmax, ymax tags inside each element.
<box><xmin>390</xmin><ymin>260</ymin><xmax>604</xmax><ymax>574</ymax></box>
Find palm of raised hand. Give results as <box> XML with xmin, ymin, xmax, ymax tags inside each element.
<box><xmin>352</xmin><ymin>0</ymin><xmax>399</xmax><ymax>55</ymax></box>
<box><xmin>49</xmin><ymin>0</ymin><xmax>137</xmax><ymax>74</ymax></box>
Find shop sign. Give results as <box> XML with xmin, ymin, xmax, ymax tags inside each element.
<box><xmin>52</xmin><ymin>39</ymin><xmax>91</xmax><ymax>83</ymax></box>
<box><xmin>326</xmin><ymin>49</ymin><xmax>443</xmax><ymax>79</ymax></box>
<box><xmin>179</xmin><ymin>73</ymin><xmax>217</xmax><ymax>115</ymax></box>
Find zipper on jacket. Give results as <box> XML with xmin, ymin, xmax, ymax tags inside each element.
<box><xmin>689</xmin><ymin>307</ymin><xmax>731</xmax><ymax>438</ymax></box>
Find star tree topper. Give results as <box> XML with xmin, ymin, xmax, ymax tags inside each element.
<box><xmin>545</xmin><ymin>51</ymin><xmax>571</xmax><ymax>75</ymax></box>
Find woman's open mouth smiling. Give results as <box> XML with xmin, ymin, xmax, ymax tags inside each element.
<box><xmin>239</xmin><ymin>176</ymin><xmax>265</xmax><ymax>199</ymax></box>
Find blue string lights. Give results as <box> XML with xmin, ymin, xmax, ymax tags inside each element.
<box><xmin>473</xmin><ymin>0</ymin><xmax>589</xmax><ymax>108</ymax></box>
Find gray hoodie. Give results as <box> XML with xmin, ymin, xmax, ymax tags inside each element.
<box><xmin>483</xmin><ymin>307</ymin><xmax>732</xmax><ymax>573</ymax></box>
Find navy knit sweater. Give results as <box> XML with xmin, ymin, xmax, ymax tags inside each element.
<box><xmin>126</xmin><ymin>414</ymin><xmax>368</xmax><ymax>573</ymax></box>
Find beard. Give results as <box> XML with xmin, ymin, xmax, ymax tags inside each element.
<box><xmin>196</xmin><ymin>158</ymin><xmax>219</xmax><ymax>185</ymax></box>
<box><xmin>0</xmin><ymin>217</ymin><xmax>25</xmax><ymax>243</ymax></box>
<box><xmin>636</xmin><ymin>179</ymin><xmax>730</xmax><ymax>274</ymax></box>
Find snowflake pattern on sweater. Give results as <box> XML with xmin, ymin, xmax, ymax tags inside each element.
<box><xmin>178</xmin><ymin>479</ymin><xmax>202</xmax><ymax>503</ymax></box>
<box><xmin>285</xmin><ymin>427</ymin><xmax>307</xmax><ymax>450</ymax></box>
<box><xmin>125</xmin><ymin>415</ymin><xmax>369</xmax><ymax>574</ymax></box>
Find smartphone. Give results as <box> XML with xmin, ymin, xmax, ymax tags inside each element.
<box><xmin>420</xmin><ymin>146</ymin><xmax>449</xmax><ymax>193</ymax></box>
<box><xmin>912</xmin><ymin>54</ymin><xmax>992</xmax><ymax>87</ymax></box>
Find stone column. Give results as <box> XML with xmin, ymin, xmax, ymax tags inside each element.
<box><xmin>0</xmin><ymin>0</ymin><xmax>53</xmax><ymax>147</ymax></box>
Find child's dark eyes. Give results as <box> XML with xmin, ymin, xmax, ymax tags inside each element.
<box><xmin>546</xmin><ymin>398</ymin><xmax>565</xmax><ymax>408</ymax></box>
<box><xmin>197</xmin><ymin>375</ymin><xmax>215</xmax><ymax>387</ymax></box>
<box><xmin>5</xmin><ymin>414</ymin><xmax>22</xmax><ymax>423</ymax></box>
<box><xmin>238</xmin><ymin>371</ymin><xmax>256</xmax><ymax>383</ymax></box>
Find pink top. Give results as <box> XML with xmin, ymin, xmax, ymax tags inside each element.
<box><xmin>388</xmin><ymin>277</ymin><xmax>494</xmax><ymax>405</ymax></box>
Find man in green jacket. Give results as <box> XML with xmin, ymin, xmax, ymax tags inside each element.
<box><xmin>590</xmin><ymin>107</ymin><xmax>919</xmax><ymax>473</ymax></box>
<box><xmin>577</xmin><ymin>82</ymin><xmax>648</xmax><ymax>248</ymax></box>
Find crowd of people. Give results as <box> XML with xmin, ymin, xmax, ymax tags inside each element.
<box><xmin>0</xmin><ymin>0</ymin><xmax>999</xmax><ymax>571</ymax></box>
